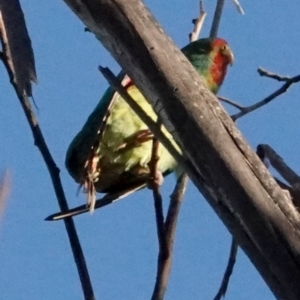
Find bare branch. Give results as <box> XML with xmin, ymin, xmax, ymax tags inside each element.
<box><xmin>151</xmin><ymin>173</ymin><xmax>188</xmax><ymax>300</ymax></box>
<box><xmin>213</xmin><ymin>237</ymin><xmax>238</xmax><ymax>300</ymax></box>
<box><xmin>209</xmin><ymin>0</ymin><xmax>225</xmax><ymax>38</ymax></box>
<box><xmin>149</xmin><ymin>133</ymin><xmax>169</xmax><ymax>260</ymax></box>
<box><xmin>258</xmin><ymin>67</ymin><xmax>291</xmax><ymax>82</ymax></box>
<box><xmin>60</xmin><ymin>2</ymin><xmax>300</xmax><ymax>298</ymax></box>
<box><xmin>0</xmin><ymin>10</ymin><xmax>94</xmax><ymax>298</ymax></box>
<box><xmin>189</xmin><ymin>1</ymin><xmax>207</xmax><ymax>42</ymax></box>
<box><xmin>257</xmin><ymin>144</ymin><xmax>300</xmax><ymax>191</ymax></box>
<box><xmin>98</xmin><ymin>66</ymin><xmax>184</xmax><ymax>165</ymax></box>
<box><xmin>231</xmin><ymin>73</ymin><xmax>300</xmax><ymax>121</ymax></box>
<box><xmin>231</xmin><ymin>0</ymin><xmax>245</xmax><ymax>15</ymax></box>
<box><xmin>0</xmin><ymin>0</ymin><xmax>37</xmax><ymax>96</ymax></box>
<box><xmin>218</xmin><ymin>96</ymin><xmax>244</xmax><ymax>110</ymax></box>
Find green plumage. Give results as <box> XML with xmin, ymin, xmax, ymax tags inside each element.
<box><xmin>66</xmin><ymin>37</ymin><xmax>233</xmax><ymax>203</ymax></box>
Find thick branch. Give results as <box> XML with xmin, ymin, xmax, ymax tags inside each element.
<box><xmin>61</xmin><ymin>1</ymin><xmax>300</xmax><ymax>299</ymax></box>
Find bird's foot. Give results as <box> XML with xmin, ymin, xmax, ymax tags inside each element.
<box><xmin>117</xmin><ymin>129</ymin><xmax>154</xmax><ymax>150</ymax></box>
<box><xmin>147</xmin><ymin>170</ymin><xmax>164</xmax><ymax>189</ymax></box>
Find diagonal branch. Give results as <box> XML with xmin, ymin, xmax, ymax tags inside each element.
<box><xmin>98</xmin><ymin>66</ymin><xmax>184</xmax><ymax>165</ymax></box>
<box><xmin>258</xmin><ymin>67</ymin><xmax>291</xmax><ymax>82</ymax></box>
<box><xmin>151</xmin><ymin>173</ymin><xmax>188</xmax><ymax>300</ymax></box>
<box><xmin>257</xmin><ymin>144</ymin><xmax>300</xmax><ymax>191</ymax></box>
<box><xmin>210</xmin><ymin>0</ymin><xmax>225</xmax><ymax>38</ymax></box>
<box><xmin>231</xmin><ymin>73</ymin><xmax>300</xmax><ymax>121</ymax></box>
<box><xmin>0</xmin><ymin>28</ymin><xmax>95</xmax><ymax>300</ymax></box>
<box><xmin>213</xmin><ymin>237</ymin><xmax>238</xmax><ymax>300</ymax></box>
<box><xmin>189</xmin><ymin>1</ymin><xmax>207</xmax><ymax>42</ymax></box>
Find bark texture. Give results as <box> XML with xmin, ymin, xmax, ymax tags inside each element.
<box><xmin>62</xmin><ymin>1</ymin><xmax>300</xmax><ymax>299</ymax></box>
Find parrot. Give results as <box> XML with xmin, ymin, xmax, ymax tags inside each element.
<box><xmin>46</xmin><ymin>37</ymin><xmax>234</xmax><ymax>221</ymax></box>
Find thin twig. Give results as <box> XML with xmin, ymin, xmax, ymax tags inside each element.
<box><xmin>231</xmin><ymin>0</ymin><xmax>245</xmax><ymax>15</ymax></box>
<box><xmin>218</xmin><ymin>96</ymin><xmax>244</xmax><ymax>110</ymax></box>
<box><xmin>0</xmin><ymin>39</ymin><xmax>95</xmax><ymax>300</ymax></box>
<box><xmin>258</xmin><ymin>68</ymin><xmax>291</xmax><ymax>82</ymax></box>
<box><xmin>231</xmin><ymin>74</ymin><xmax>300</xmax><ymax>121</ymax></box>
<box><xmin>213</xmin><ymin>237</ymin><xmax>238</xmax><ymax>300</ymax></box>
<box><xmin>209</xmin><ymin>0</ymin><xmax>225</xmax><ymax>39</ymax></box>
<box><xmin>189</xmin><ymin>1</ymin><xmax>207</xmax><ymax>42</ymax></box>
<box><xmin>98</xmin><ymin>67</ymin><xmax>183</xmax><ymax>164</ymax></box>
<box><xmin>151</xmin><ymin>173</ymin><xmax>188</xmax><ymax>300</ymax></box>
<box><xmin>257</xmin><ymin>145</ymin><xmax>300</xmax><ymax>191</ymax></box>
<box><xmin>149</xmin><ymin>130</ymin><xmax>169</xmax><ymax>260</ymax></box>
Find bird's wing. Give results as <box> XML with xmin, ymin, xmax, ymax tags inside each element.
<box><xmin>65</xmin><ymin>72</ymin><xmax>131</xmax><ymax>183</ymax></box>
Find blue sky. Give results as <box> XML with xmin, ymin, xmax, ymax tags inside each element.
<box><xmin>1</xmin><ymin>1</ymin><xmax>300</xmax><ymax>299</ymax></box>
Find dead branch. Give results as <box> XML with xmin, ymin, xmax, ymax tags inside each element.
<box><xmin>213</xmin><ymin>237</ymin><xmax>238</xmax><ymax>300</ymax></box>
<box><xmin>189</xmin><ymin>1</ymin><xmax>207</xmax><ymax>42</ymax></box>
<box><xmin>231</xmin><ymin>0</ymin><xmax>245</xmax><ymax>14</ymax></box>
<box><xmin>60</xmin><ymin>1</ymin><xmax>300</xmax><ymax>299</ymax></box>
<box><xmin>218</xmin><ymin>96</ymin><xmax>244</xmax><ymax>110</ymax></box>
<box><xmin>151</xmin><ymin>173</ymin><xmax>188</xmax><ymax>300</ymax></box>
<box><xmin>258</xmin><ymin>67</ymin><xmax>291</xmax><ymax>82</ymax></box>
<box><xmin>257</xmin><ymin>144</ymin><xmax>300</xmax><ymax>191</ymax></box>
<box><xmin>210</xmin><ymin>0</ymin><xmax>225</xmax><ymax>38</ymax></box>
<box><xmin>98</xmin><ymin>66</ymin><xmax>184</xmax><ymax>164</ymax></box>
<box><xmin>231</xmin><ymin>73</ymin><xmax>300</xmax><ymax>121</ymax></box>
<box><xmin>0</xmin><ymin>0</ymin><xmax>36</xmax><ymax>96</ymax></box>
<box><xmin>0</xmin><ymin>2</ymin><xmax>95</xmax><ymax>298</ymax></box>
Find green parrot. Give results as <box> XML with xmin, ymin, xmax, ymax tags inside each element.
<box><xmin>47</xmin><ymin>37</ymin><xmax>234</xmax><ymax>221</ymax></box>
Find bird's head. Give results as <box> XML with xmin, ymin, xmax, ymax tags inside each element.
<box><xmin>182</xmin><ymin>37</ymin><xmax>233</xmax><ymax>93</ymax></box>
<box><xmin>210</xmin><ymin>38</ymin><xmax>234</xmax><ymax>66</ymax></box>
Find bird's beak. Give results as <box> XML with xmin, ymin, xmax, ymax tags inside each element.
<box><xmin>225</xmin><ymin>47</ymin><xmax>234</xmax><ymax>66</ymax></box>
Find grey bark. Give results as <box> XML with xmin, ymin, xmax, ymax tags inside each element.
<box><xmin>61</xmin><ymin>0</ymin><xmax>300</xmax><ymax>299</ymax></box>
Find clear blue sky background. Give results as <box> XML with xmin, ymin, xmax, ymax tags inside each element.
<box><xmin>1</xmin><ymin>1</ymin><xmax>300</xmax><ymax>299</ymax></box>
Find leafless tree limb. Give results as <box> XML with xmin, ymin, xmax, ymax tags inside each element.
<box><xmin>231</xmin><ymin>0</ymin><xmax>245</xmax><ymax>15</ymax></box>
<box><xmin>0</xmin><ymin>3</ymin><xmax>95</xmax><ymax>297</ymax></box>
<box><xmin>98</xmin><ymin>67</ymin><xmax>184</xmax><ymax>165</ymax></box>
<box><xmin>230</xmin><ymin>73</ymin><xmax>300</xmax><ymax>121</ymax></box>
<box><xmin>218</xmin><ymin>96</ymin><xmax>244</xmax><ymax>110</ymax></box>
<box><xmin>54</xmin><ymin>1</ymin><xmax>300</xmax><ymax>298</ymax></box>
<box><xmin>258</xmin><ymin>67</ymin><xmax>291</xmax><ymax>82</ymax></box>
<box><xmin>257</xmin><ymin>145</ymin><xmax>300</xmax><ymax>191</ymax></box>
<box><xmin>213</xmin><ymin>237</ymin><xmax>238</xmax><ymax>300</ymax></box>
<box><xmin>210</xmin><ymin>0</ymin><xmax>225</xmax><ymax>38</ymax></box>
<box><xmin>0</xmin><ymin>0</ymin><xmax>36</xmax><ymax>96</ymax></box>
<box><xmin>189</xmin><ymin>1</ymin><xmax>207</xmax><ymax>42</ymax></box>
<box><xmin>151</xmin><ymin>173</ymin><xmax>188</xmax><ymax>300</ymax></box>
<box><xmin>149</xmin><ymin>133</ymin><xmax>169</xmax><ymax>259</ymax></box>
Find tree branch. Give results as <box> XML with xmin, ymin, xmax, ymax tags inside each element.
<box><xmin>189</xmin><ymin>1</ymin><xmax>207</xmax><ymax>42</ymax></box>
<box><xmin>231</xmin><ymin>73</ymin><xmax>300</xmax><ymax>121</ymax></box>
<box><xmin>151</xmin><ymin>173</ymin><xmax>188</xmax><ymax>300</ymax></box>
<box><xmin>257</xmin><ymin>144</ymin><xmax>300</xmax><ymax>191</ymax></box>
<box><xmin>213</xmin><ymin>237</ymin><xmax>238</xmax><ymax>300</ymax></box>
<box><xmin>60</xmin><ymin>1</ymin><xmax>300</xmax><ymax>298</ymax></box>
<box><xmin>210</xmin><ymin>0</ymin><xmax>225</xmax><ymax>38</ymax></box>
<box><xmin>0</xmin><ymin>5</ymin><xmax>95</xmax><ymax>298</ymax></box>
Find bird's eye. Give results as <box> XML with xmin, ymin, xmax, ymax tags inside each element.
<box><xmin>221</xmin><ymin>45</ymin><xmax>227</xmax><ymax>51</ymax></box>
